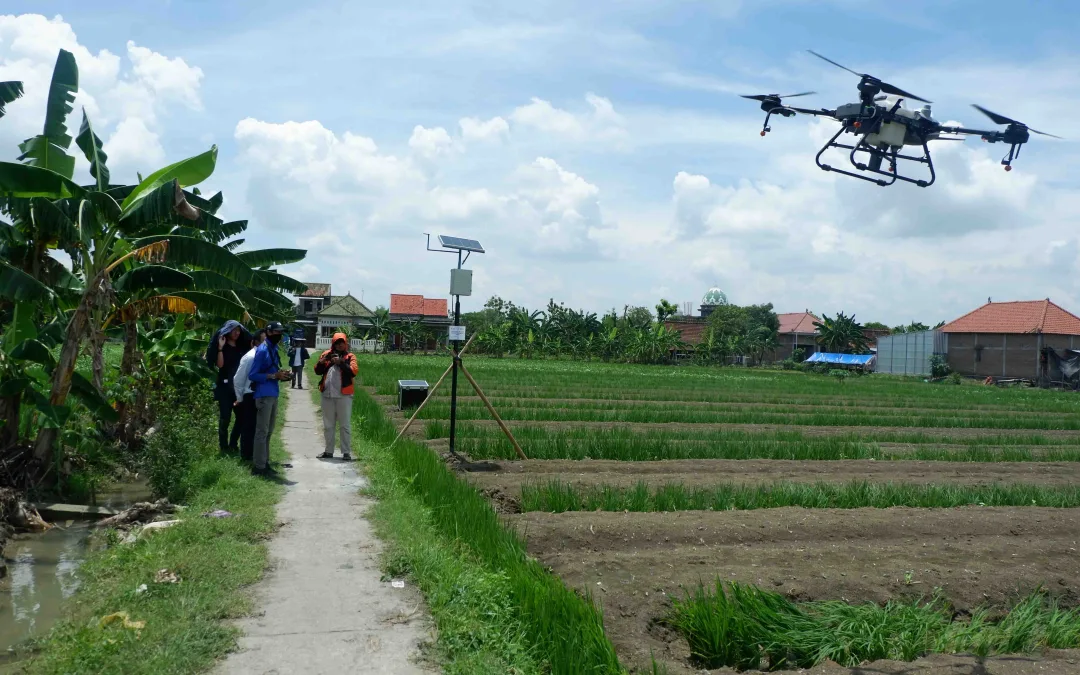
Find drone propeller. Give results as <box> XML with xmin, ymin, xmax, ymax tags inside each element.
<box><xmin>740</xmin><ymin>91</ymin><xmax>816</xmax><ymax>102</ymax></box>
<box><xmin>807</xmin><ymin>50</ymin><xmax>931</xmax><ymax>104</ymax></box>
<box><xmin>972</xmin><ymin>104</ymin><xmax>1062</xmax><ymax>138</ymax></box>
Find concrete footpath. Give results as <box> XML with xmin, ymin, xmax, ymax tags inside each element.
<box><xmin>216</xmin><ymin>389</ymin><xmax>433</xmax><ymax>675</ymax></box>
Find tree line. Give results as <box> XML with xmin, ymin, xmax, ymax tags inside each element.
<box><xmin>0</xmin><ymin>51</ymin><xmax>305</xmax><ymax>489</ymax></box>
<box><xmin>452</xmin><ymin>296</ymin><xmax>929</xmax><ymax>364</ymax></box>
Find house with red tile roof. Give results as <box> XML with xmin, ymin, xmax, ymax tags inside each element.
<box><xmin>771</xmin><ymin>311</ymin><xmax>820</xmax><ymax>361</ymax></box>
<box><xmin>389</xmin><ymin>293</ymin><xmax>451</xmax><ymax>351</ymax></box>
<box><xmin>940</xmin><ymin>299</ymin><xmax>1080</xmax><ymax>379</ymax></box>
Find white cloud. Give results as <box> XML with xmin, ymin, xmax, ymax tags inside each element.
<box><xmin>510</xmin><ymin>157</ymin><xmax>606</xmax><ymax>256</ymax></box>
<box><xmin>509</xmin><ymin>93</ymin><xmax>625</xmax><ymax>142</ymax></box>
<box><xmin>408</xmin><ymin>124</ymin><xmax>454</xmax><ymax>158</ymax></box>
<box><xmin>125</xmin><ymin>40</ymin><xmax>204</xmax><ymax>111</ymax></box>
<box><xmin>0</xmin><ymin>14</ymin><xmax>205</xmax><ymax>183</ymax></box>
<box><xmin>235</xmin><ymin>118</ymin><xmax>419</xmax><ymax>191</ymax></box>
<box><xmin>104</xmin><ymin>117</ymin><xmax>165</xmax><ymax>170</ymax></box>
<box><xmin>459</xmin><ymin>115</ymin><xmax>509</xmax><ymax>142</ymax></box>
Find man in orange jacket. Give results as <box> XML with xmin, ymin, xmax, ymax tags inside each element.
<box><xmin>313</xmin><ymin>333</ymin><xmax>359</xmax><ymax>460</ymax></box>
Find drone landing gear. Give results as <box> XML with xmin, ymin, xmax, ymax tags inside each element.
<box><xmin>999</xmin><ymin>142</ymin><xmax>1022</xmax><ymax>172</ymax></box>
<box><xmin>815</xmin><ymin>127</ymin><xmax>936</xmax><ymax>187</ymax></box>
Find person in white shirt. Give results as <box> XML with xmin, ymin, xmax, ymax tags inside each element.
<box><xmin>287</xmin><ymin>339</ymin><xmax>310</xmax><ymax>389</ymax></box>
<box><xmin>232</xmin><ymin>329</ymin><xmax>265</xmax><ymax>462</ymax></box>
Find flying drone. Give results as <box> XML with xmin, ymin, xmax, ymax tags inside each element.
<box><xmin>741</xmin><ymin>50</ymin><xmax>1062</xmax><ymax>187</ymax></box>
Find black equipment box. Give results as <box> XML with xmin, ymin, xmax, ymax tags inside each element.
<box><xmin>398</xmin><ymin>380</ymin><xmax>429</xmax><ymax>410</ymax></box>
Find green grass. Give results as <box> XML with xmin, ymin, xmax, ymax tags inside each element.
<box><xmin>670</xmin><ymin>580</ymin><xmax>1080</xmax><ymax>670</ymax></box>
<box><xmin>358</xmin><ymin>354</ymin><xmax>1080</xmax><ymax>412</ymax></box>
<box><xmin>413</xmin><ymin>399</ymin><xmax>1080</xmax><ymax>430</ymax></box>
<box><xmin>17</xmin><ymin>387</ymin><xmax>289</xmax><ymax>674</ymax></box>
<box><xmin>520</xmin><ymin>479</ymin><xmax>1080</xmax><ymax>513</ymax></box>
<box><xmin>340</xmin><ymin>385</ymin><xmax>624</xmax><ymax>674</ymax></box>
<box><xmin>356</xmin><ymin>355</ymin><xmax>1080</xmax><ymax>463</ymax></box>
<box><xmin>444</xmin><ymin>424</ymin><xmax>1080</xmax><ymax>462</ymax></box>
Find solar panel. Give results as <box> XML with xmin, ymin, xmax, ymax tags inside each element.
<box><xmin>438</xmin><ymin>235</ymin><xmax>485</xmax><ymax>253</ymax></box>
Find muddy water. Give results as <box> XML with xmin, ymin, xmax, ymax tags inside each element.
<box><xmin>0</xmin><ymin>524</ymin><xmax>89</xmax><ymax>651</ymax></box>
<box><xmin>0</xmin><ymin>479</ymin><xmax>153</xmax><ymax>653</ymax></box>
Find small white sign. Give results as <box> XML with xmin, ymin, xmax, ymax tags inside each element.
<box><xmin>448</xmin><ymin>325</ymin><xmax>466</xmax><ymax>341</ymax></box>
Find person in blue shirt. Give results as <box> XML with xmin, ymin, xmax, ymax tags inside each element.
<box><xmin>249</xmin><ymin>322</ymin><xmax>292</xmax><ymax>476</ymax></box>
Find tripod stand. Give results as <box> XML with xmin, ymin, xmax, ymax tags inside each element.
<box><xmin>389</xmin><ymin>335</ymin><xmax>528</xmax><ymax>460</ymax></box>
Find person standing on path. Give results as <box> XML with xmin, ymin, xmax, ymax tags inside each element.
<box><xmin>233</xmin><ymin>329</ymin><xmax>266</xmax><ymax>462</ymax></box>
<box><xmin>287</xmin><ymin>339</ymin><xmax>310</xmax><ymax>389</ymax></box>
<box><xmin>314</xmin><ymin>333</ymin><xmax>358</xmax><ymax>461</ymax></box>
<box><xmin>249</xmin><ymin>321</ymin><xmax>292</xmax><ymax>476</ymax></box>
<box><xmin>207</xmin><ymin>320</ymin><xmax>251</xmax><ymax>453</ymax></box>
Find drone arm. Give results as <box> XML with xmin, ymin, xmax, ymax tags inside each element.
<box><xmin>938</xmin><ymin>125</ymin><xmax>1002</xmax><ymax>139</ymax></box>
<box><xmin>786</xmin><ymin>106</ymin><xmax>838</xmax><ymax>118</ymax></box>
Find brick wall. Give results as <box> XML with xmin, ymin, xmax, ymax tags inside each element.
<box><xmin>947</xmin><ymin>333</ymin><xmax>1080</xmax><ymax>378</ymax></box>
<box><xmin>770</xmin><ymin>334</ymin><xmax>817</xmax><ymax>362</ymax></box>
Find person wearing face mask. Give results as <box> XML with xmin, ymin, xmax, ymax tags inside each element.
<box><xmin>248</xmin><ymin>321</ymin><xmax>293</xmax><ymax>477</ymax></box>
<box><xmin>314</xmin><ymin>333</ymin><xmax>358</xmax><ymax>461</ymax></box>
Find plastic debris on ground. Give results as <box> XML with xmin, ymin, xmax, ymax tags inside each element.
<box><xmin>154</xmin><ymin>568</ymin><xmax>181</xmax><ymax>584</ymax></box>
<box><xmin>99</xmin><ymin>611</ymin><xmax>145</xmax><ymax>631</ymax></box>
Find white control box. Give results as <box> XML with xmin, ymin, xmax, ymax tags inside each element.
<box><xmin>450</xmin><ymin>268</ymin><xmax>473</xmax><ymax>296</ymax></box>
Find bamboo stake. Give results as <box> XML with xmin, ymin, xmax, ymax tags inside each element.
<box><xmin>389</xmin><ymin>334</ymin><xmax>476</xmax><ymax>449</ymax></box>
<box><xmin>459</xmin><ymin>362</ymin><xmax>528</xmax><ymax>460</ymax></box>
<box><xmin>389</xmin><ymin>362</ymin><xmax>452</xmax><ymax>449</ymax></box>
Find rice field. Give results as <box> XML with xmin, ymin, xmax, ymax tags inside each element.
<box><xmin>359</xmin><ymin>355</ymin><xmax>1080</xmax><ymax>673</ymax></box>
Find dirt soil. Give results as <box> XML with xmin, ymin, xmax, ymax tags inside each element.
<box><xmin>373</xmin><ymin>391</ymin><xmax>1080</xmax><ymax>672</ymax></box>
<box><xmin>466</xmin><ymin>459</ymin><xmax>1080</xmax><ymax>508</ymax></box>
<box><xmin>510</xmin><ymin>507</ymin><xmax>1080</xmax><ymax>673</ymax></box>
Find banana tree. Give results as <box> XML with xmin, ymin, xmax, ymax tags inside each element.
<box><xmin>0</xmin><ymin>81</ymin><xmax>23</xmax><ymax>121</ymax></box>
<box><xmin>0</xmin><ymin>48</ymin><xmax>309</xmax><ymax>473</ymax></box>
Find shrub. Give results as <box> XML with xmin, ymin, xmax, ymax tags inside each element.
<box><xmin>144</xmin><ymin>385</ymin><xmax>218</xmax><ymax>503</ymax></box>
<box><xmin>930</xmin><ymin>354</ymin><xmax>951</xmax><ymax>378</ymax></box>
<box><xmin>948</xmin><ymin>372</ymin><xmax>963</xmax><ymax>385</ymax></box>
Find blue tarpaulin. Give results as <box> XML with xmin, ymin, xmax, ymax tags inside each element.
<box><xmin>806</xmin><ymin>352</ymin><xmax>876</xmax><ymax>366</ymax></box>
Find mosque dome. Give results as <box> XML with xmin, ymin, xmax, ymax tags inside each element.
<box><xmin>702</xmin><ymin>287</ymin><xmax>728</xmax><ymax>306</ymax></box>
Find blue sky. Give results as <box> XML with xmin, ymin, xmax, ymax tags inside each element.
<box><xmin>2</xmin><ymin>2</ymin><xmax>1078</xmax><ymax>324</ymax></box>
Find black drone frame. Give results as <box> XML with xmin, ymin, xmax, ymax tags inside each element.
<box><xmin>743</xmin><ymin>51</ymin><xmax>1061</xmax><ymax>188</ymax></box>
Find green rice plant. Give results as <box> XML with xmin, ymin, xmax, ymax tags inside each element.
<box><xmin>669</xmin><ymin>581</ymin><xmax>1080</xmax><ymax>670</ymax></box>
<box><xmin>414</xmin><ymin>399</ymin><xmax>1080</xmax><ymax>431</ymax></box>
<box><xmin>519</xmin><ymin>480</ymin><xmax>1080</xmax><ymax>513</ymax></box>
<box><xmin>349</xmin><ymin>391</ymin><xmax>623</xmax><ymax>674</ymax></box>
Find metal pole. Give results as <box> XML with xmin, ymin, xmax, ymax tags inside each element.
<box><xmin>448</xmin><ymin>250</ymin><xmax>463</xmax><ymax>456</ymax></box>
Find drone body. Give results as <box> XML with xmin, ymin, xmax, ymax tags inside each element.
<box><xmin>742</xmin><ymin>51</ymin><xmax>1060</xmax><ymax>187</ymax></box>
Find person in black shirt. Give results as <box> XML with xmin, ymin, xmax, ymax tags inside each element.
<box><xmin>209</xmin><ymin>320</ymin><xmax>251</xmax><ymax>453</ymax></box>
